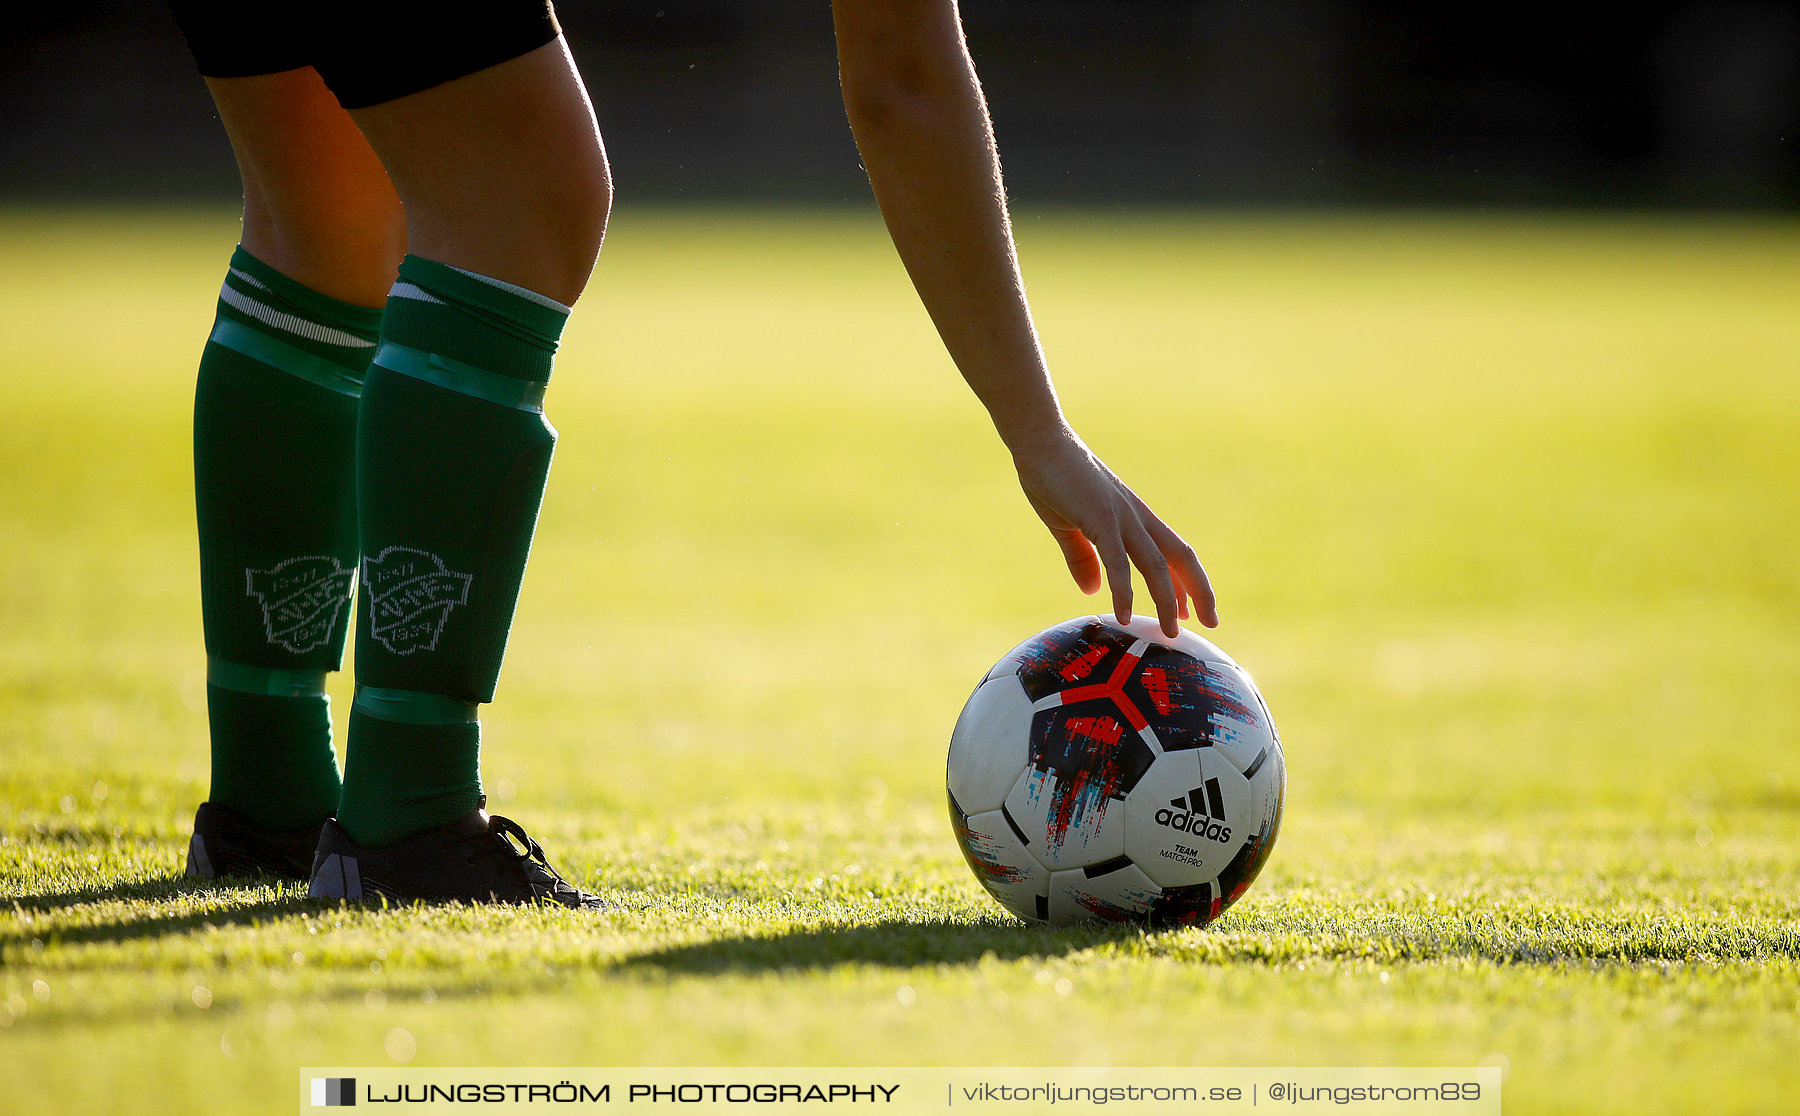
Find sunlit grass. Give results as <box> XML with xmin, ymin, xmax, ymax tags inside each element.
<box><xmin>1</xmin><ymin>207</ymin><xmax>1797</xmax><ymax>1115</ymax></box>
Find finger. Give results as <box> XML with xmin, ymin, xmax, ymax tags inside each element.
<box><xmin>1162</xmin><ymin>543</ymin><xmax>1194</xmax><ymax>620</ymax></box>
<box><xmin>1173</xmin><ymin>568</ymin><xmax>1204</xmax><ymax>626</ymax></box>
<box><xmin>1025</xmin><ymin>488</ymin><xmax>1104</xmax><ymax>596</ymax></box>
<box><xmin>1094</xmin><ymin>523</ymin><xmax>1135</xmax><ymax>627</ymax></box>
<box><xmin>1121</xmin><ymin>516</ymin><xmax>1180</xmax><ymax>638</ymax></box>
<box><xmin>1054</xmin><ymin>527</ymin><xmax>1104</xmax><ymax>596</ymax></box>
<box><xmin>1182</xmin><ymin>555</ymin><xmax>1219</xmax><ymax>629</ymax></box>
<box><xmin>1145</xmin><ymin>516</ymin><xmax>1218</xmax><ymax>628</ymax></box>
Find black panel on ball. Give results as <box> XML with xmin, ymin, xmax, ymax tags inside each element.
<box><xmin>1121</xmin><ymin>646</ymin><xmax>1264</xmax><ymax>753</ymax></box>
<box><xmin>1010</xmin><ymin>619</ymin><xmax>1136</xmax><ymax>702</ymax></box>
<box><xmin>1027</xmin><ymin>703</ymin><xmax>1157</xmax><ymax>799</ymax></box>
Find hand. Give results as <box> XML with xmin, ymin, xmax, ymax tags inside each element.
<box><xmin>1012</xmin><ymin>428</ymin><xmax>1219</xmax><ymax>637</ymax></box>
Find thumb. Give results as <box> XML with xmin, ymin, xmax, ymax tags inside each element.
<box><xmin>1050</xmin><ymin>525</ymin><xmax>1103</xmax><ymax>596</ymax></box>
<box><xmin>1025</xmin><ymin>487</ymin><xmax>1104</xmax><ymax>595</ymax></box>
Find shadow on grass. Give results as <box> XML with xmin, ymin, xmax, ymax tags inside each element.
<box><xmin>618</xmin><ymin>916</ymin><xmax>1151</xmax><ymax>975</ymax></box>
<box><xmin>2</xmin><ymin>876</ymin><xmax>579</xmax><ymax>1034</ymax></box>
<box><xmin>7</xmin><ymin>873</ymin><xmax>282</xmax><ymax>913</ymax></box>
<box><xmin>617</xmin><ymin>908</ymin><xmax>1800</xmax><ymax>974</ymax></box>
<box><xmin>3</xmin><ymin>874</ymin><xmax>323</xmax><ymax>953</ymax></box>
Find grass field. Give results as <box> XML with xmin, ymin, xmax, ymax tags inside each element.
<box><xmin>1</xmin><ymin>207</ymin><xmax>1797</xmax><ymax>1114</ymax></box>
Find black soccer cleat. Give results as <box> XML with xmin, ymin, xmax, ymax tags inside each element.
<box><xmin>306</xmin><ymin>801</ymin><xmax>604</xmax><ymax>909</ymax></box>
<box><xmin>185</xmin><ymin>801</ymin><xmax>328</xmax><ymax>881</ymax></box>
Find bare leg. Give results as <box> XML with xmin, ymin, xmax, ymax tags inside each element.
<box><xmin>349</xmin><ymin>38</ymin><xmax>611</xmax><ymax>305</ymax></box>
<box><xmin>206</xmin><ymin>67</ymin><xmax>405</xmax><ymax>306</ymax></box>
<box><xmin>206</xmin><ymin>41</ymin><xmax>606</xmax><ymax>306</ymax></box>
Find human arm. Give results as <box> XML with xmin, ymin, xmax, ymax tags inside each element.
<box><xmin>830</xmin><ymin>0</ymin><xmax>1218</xmax><ymax>633</ymax></box>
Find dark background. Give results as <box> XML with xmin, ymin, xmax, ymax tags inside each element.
<box><xmin>3</xmin><ymin>1</ymin><xmax>1797</xmax><ymax>206</ymax></box>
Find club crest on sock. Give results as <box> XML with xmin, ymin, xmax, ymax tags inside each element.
<box><xmin>362</xmin><ymin>546</ymin><xmax>473</xmax><ymax>655</ymax></box>
<box><xmin>245</xmin><ymin>556</ymin><xmax>356</xmax><ymax>654</ymax></box>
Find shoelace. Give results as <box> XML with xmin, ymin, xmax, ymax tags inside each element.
<box><xmin>487</xmin><ymin>815</ymin><xmax>578</xmax><ymax>896</ymax></box>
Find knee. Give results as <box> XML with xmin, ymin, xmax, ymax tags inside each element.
<box><xmin>527</xmin><ymin>135</ymin><xmax>611</xmax><ymax>304</ymax></box>
<box><xmin>404</xmin><ymin>130</ymin><xmax>613</xmax><ymax>308</ymax></box>
<box><xmin>242</xmin><ymin>174</ymin><xmax>406</xmax><ymax>308</ymax></box>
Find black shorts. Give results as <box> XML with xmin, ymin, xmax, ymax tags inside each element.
<box><xmin>167</xmin><ymin>0</ymin><xmax>562</xmax><ymax>110</ymax></box>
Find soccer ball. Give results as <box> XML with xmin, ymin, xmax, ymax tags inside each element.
<box><xmin>947</xmin><ymin>615</ymin><xmax>1285</xmax><ymax>926</ymax></box>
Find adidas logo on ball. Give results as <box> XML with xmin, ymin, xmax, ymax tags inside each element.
<box><xmin>1155</xmin><ymin>779</ymin><xmax>1232</xmax><ymax>843</ymax></box>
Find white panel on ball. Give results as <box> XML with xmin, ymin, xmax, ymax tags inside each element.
<box><xmin>1004</xmin><ymin>761</ymin><xmax>1128</xmax><ymax>871</ymax></box>
<box><xmin>1241</xmin><ymin>745</ymin><xmax>1286</xmax><ymax>840</ymax></box>
<box><xmin>1048</xmin><ymin>863</ymin><xmax>1162</xmax><ymax>924</ymax></box>
<box><xmin>946</xmin><ymin>675</ymin><xmax>1033</xmax><ymax>815</ymax></box>
<box><xmin>1095</xmin><ymin>614</ymin><xmax>1239</xmax><ymax>668</ymax></box>
<box><xmin>1123</xmin><ymin>748</ymin><xmax>1254</xmax><ymax>889</ymax></box>
<box><xmin>955</xmin><ymin>809</ymin><xmax>1049</xmax><ymax>920</ymax></box>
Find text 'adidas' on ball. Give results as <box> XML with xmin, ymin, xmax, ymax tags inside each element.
<box><xmin>947</xmin><ymin>615</ymin><xmax>1285</xmax><ymax>926</ymax></box>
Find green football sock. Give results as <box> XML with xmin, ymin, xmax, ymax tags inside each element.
<box><xmin>194</xmin><ymin>247</ymin><xmax>380</xmax><ymax>831</ymax></box>
<box><xmin>336</xmin><ymin>256</ymin><xmax>568</xmax><ymax>848</ymax></box>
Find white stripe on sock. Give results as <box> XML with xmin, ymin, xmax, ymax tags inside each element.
<box><xmin>388</xmin><ymin>281</ymin><xmax>447</xmax><ymax>305</ymax></box>
<box><xmin>448</xmin><ymin>265</ymin><xmax>571</xmax><ymax>314</ymax></box>
<box><xmin>218</xmin><ymin>283</ymin><xmax>375</xmax><ymax>349</ymax></box>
